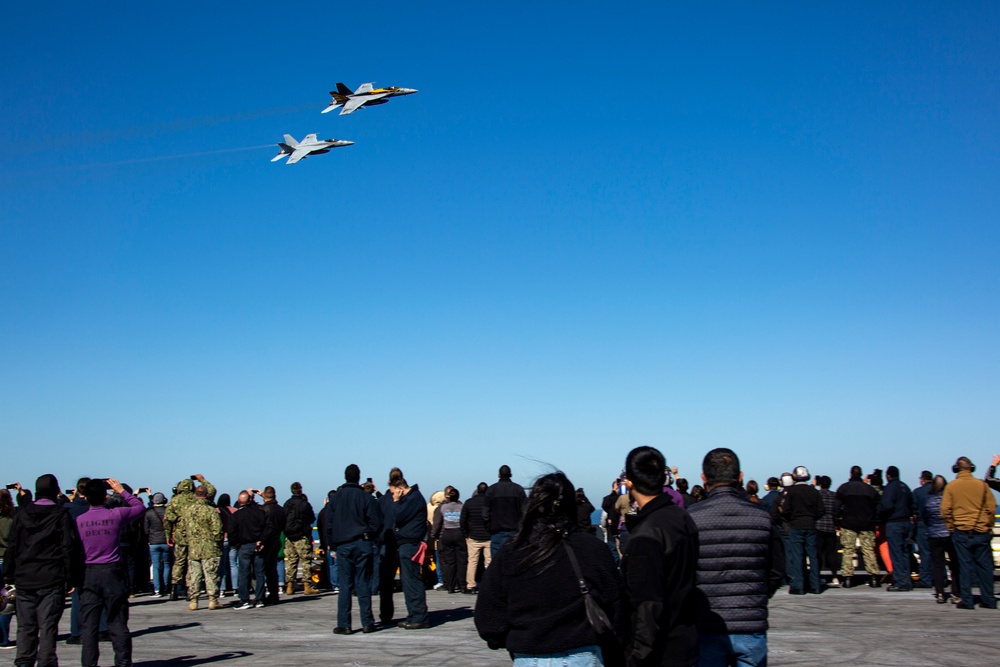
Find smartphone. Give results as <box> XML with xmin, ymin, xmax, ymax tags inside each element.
<box><xmin>138</xmin><ymin>487</ymin><xmax>150</xmax><ymax>494</ymax></box>
<box><xmin>252</xmin><ymin>489</ymin><xmax>263</xmax><ymax>495</ymax></box>
<box><xmin>65</xmin><ymin>489</ymin><xmax>74</xmax><ymax>495</ymax></box>
<box><xmin>366</xmin><ymin>477</ymin><xmax>373</xmax><ymax>483</ymax></box>
<box><xmin>4</xmin><ymin>484</ymin><xmax>16</xmax><ymax>490</ymax></box>
<box><xmin>189</xmin><ymin>475</ymin><xmax>198</xmax><ymax>480</ymax></box>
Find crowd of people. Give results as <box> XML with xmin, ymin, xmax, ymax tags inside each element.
<box><xmin>0</xmin><ymin>450</ymin><xmax>997</xmax><ymax>667</ymax></box>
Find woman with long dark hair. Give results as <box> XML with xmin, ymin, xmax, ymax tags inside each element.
<box><xmin>476</xmin><ymin>472</ymin><xmax>621</xmax><ymax>666</ymax></box>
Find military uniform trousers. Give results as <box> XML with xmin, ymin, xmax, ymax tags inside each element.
<box><xmin>284</xmin><ymin>536</ymin><xmax>312</xmax><ymax>585</ymax></box>
<box><xmin>171</xmin><ymin>542</ymin><xmax>189</xmax><ymax>586</ymax></box>
<box><xmin>187</xmin><ymin>557</ymin><xmax>220</xmax><ymax>601</ymax></box>
<box><xmin>840</xmin><ymin>528</ymin><xmax>879</xmax><ymax>577</ymax></box>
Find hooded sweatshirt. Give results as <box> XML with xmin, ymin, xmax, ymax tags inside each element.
<box><xmin>6</xmin><ymin>498</ymin><xmax>83</xmax><ymax>589</ymax></box>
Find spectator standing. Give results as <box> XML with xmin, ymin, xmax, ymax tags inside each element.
<box><xmin>461</xmin><ymin>482</ymin><xmax>491</xmax><ymax>594</ymax></box>
<box><xmin>475</xmin><ymin>471</ymin><xmax>622</xmax><ymax>667</ymax></box>
<box><xmin>5</xmin><ymin>474</ymin><xmax>83</xmax><ymax>667</ymax></box>
<box><xmin>164</xmin><ymin>474</ymin><xmax>216</xmax><ymax>601</ymax></box>
<box><xmin>76</xmin><ymin>477</ymin><xmax>145</xmax><ymax>667</ymax></box>
<box><xmin>687</xmin><ymin>448</ymin><xmax>784</xmax><ymax>667</ymax></box>
<box><xmin>758</xmin><ymin>478</ymin><xmax>781</xmax><ymax>511</ymax></box>
<box><xmin>283</xmin><ymin>482</ymin><xmax>317</xmax><ymax>595</ymax></box>
<box><xmin>0</xmin><ymin>489</ymin><xmax>14</xmax><ymax>650</ymax></box>
<box><xmin>911</xmin><ymin>471</ymin><xmax>935</xmax><ymax>589</ymax></box>
<box><xmin>184</xmin><ymin>486</ymin><xmax>223</xmax><ymax>610</ymax></box>
<box><xmin>620</xmin><ymin>446</ymin><xmax>699</xmax><ymax>667</ymax></box>
<box><xmin>941</xmin><ymin>457</ymin><xmax>996</xmax><ymax>609</ymax></box>
<box><xmin>923</xmin><ymin>475</ymin><xmax>960</xmax><ymax>603</ymax></box>
<box><xmin>775</xmin><ymin>467</ymin><xmax>825</xmax><ymax>595</ymax></box>
<box><xmin>601</xmin><ymin>480</ymin><xmax>623</xmax><ymax>566</ymax></box>
<box><xmin>216</xmin><ymin>493</ymin><xmax>236</xmax><ymax>596</ymax></box>
<box><xmin>879</xmin><ymin>466</ymin><xmax>914</xmax><ymax>592</ymax></box>
<box><xmin>377</xmin><ymin>470</ymin><xmax>402</xmax><ymax>622</ymax></box>
<box><xmin>745</xmin><ymin>480</ymin><xmax>760</xmax><ymax>504</ymax></box>
<box><xmin>484</xmin><ymin>465</ymin><xmax>526</xmax><ymax>557</ymax></box>
<box><xmin>432</xmin><ymin>488</ymin><xmax>467</xmax><ymax>594</ymax></box>
<box><xmin>815</xmin><ymin>476</ymin><xmax>841</xmax><ymax>588</ymax></box>
<box><xmin>390</xmin><ymin>474</ymin><xmax>430</xmax><ymax>629</ymax></box>
<box><xmin>260</xmin><ymin>486</ymin><xmax>286</xmax><ymax>605</ymax></box>
<box><xmin>835</xmin><ymin>466</ymin><xmax>881</xmax><ymax>588</ymax></box>
<box><xmin>576</xmin><ymin>488</ymin><xmax>596</xmax><ymax>536</ymax></box>
<box><xmin>328</xmin><ymin>464</ymin><xmax>381</xmax><ymax>634</ymax></box>
<box><xmin>228</xmin><ymin>491</ymin><xmax>273</xmax><ymax>609</ymax></box>
<box><xmin>145</xmin><ymin>492</ymin><xmax>170</xmax><ymax>597</ymax></box>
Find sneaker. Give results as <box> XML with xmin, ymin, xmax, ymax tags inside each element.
<box><xmin>151</xmin><ymin>592</ymin><xmax>163</xmax><ymax>598</ymax></box>
<box><xmin>0</xmin><ymin>644</ymin><xmax>14</xmax><ymax>650</ymax></box>
<box><xmin>333</xmin><ymin>627</ymin><xmax>351</xmax><ymax>635</ymax></box>
<box><xmin>234</xmin><ymin>601</ymin><xmax>254</xmax><ymax>610</ymax></box>
<box><xmin>255</xmin><ymin>600</ymin><xmax>266</xmax><ymax>608</ymax></box>
<box><xmin>432</xmin><ymin>583</ymin><xmax>444</xmax><ymax>590</ymax></box>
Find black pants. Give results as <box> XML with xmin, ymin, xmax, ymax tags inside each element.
<box><xmin>378</xmin><ymin>535</ymin><xmax>399</xmax><ymax>623</ymax></box>
<box><xmin>262</xmin><ymin>537</ymin><xmax>281</xmax><ymax>602</ymax></box>
<box><xmin>440</xmin><ymin>529</ymin><xmax>468</xmax><ymax>592</ymax></box>
<box><xmin>81</xmin><ymin>564</ymin><xmax>132</xmax><ymax>667</ymax></box>
<box><xmin>14</xmin><ymin>586</ymin><xmax>65</xmax><ymax>667</ymax></box>
<box><xmin>817</xmin><ymin>531</ymin><xmax>841</xmax><ymax>576</ymax></box>
<box><xmin>929</xmin><ymin>535</ymin><xmax>960</xmax><ymax>598</ymax></box>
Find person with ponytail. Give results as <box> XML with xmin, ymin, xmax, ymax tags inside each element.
<box><xmin>475</xmin><ymin>471</ymin><xmax>621</xmax><ymax>666</ymax></box>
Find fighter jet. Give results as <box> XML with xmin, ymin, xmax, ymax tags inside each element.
<box><xmin>321</xmin><ymin>82</ymin><xmax>418</xmax><ymax>115</ymax></box>
<box><xmin>271</xmin><ymin>134</ymin><xmax>354</xmax><ymax>164</ymax></box>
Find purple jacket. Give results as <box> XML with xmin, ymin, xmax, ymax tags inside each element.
<box><xmin>76</xmin><ymin>492</ymin><xmax>145</xmax><ymax>565</ymax></box>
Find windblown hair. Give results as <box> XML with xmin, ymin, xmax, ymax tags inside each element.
<box><xmin>510</xmin><ymin>472</ymin><xmax>577</xmax><ymax>574</ymax></box>
<box><xmin>0</xmin><ymin>489</ymin><xmax>13</xmax><ymax>517</ymax></box>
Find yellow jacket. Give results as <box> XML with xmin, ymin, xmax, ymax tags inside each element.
<box><xmin>941</xmin><ymin>471</ymin><xmax>996</xmax><ymax>533</ymax></box>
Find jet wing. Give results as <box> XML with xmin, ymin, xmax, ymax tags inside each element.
<box><xmin>340</xmin><ymin>92</ymin><xmax>388</xmax><ymax>115</ymax></box>
<box><xmin>286</xmin><ymin>147</ymin><xmax>312</xmax><ymax>164</ymax></box>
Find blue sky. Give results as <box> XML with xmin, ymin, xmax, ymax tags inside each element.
<box><xmin>3</xmin><ymin>2</ymin><xmax>999</xmax><ymax>503</ymax></box>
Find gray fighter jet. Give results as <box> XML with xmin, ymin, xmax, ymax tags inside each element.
<box><xmin>271</xmin><ymin>134</ymin><xmax>354</xmax><ymax>164</ymax></box>
<box><xmin>321</xmin><ymin>82</ymin><xmax>418</xmax><ymax>115</ymax></box>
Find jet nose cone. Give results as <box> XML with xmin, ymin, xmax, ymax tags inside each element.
<box><xmin>400</xmin><ymin>88</ymin><xmax>418</xmax><ymax>95</ymax></box>
<box><xmin>340</xmin><ymin>140</ymin><xmax>355</xmax><ymax>146</ymax></box>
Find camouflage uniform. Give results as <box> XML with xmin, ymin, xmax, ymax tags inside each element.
<box><xmin>183</xmin><ymin>497</ymin><xmax>223</xmax><ymax>609</ymax></box>
<box><xmin>839</xmin><ymin>529</ymin><xmax>879</xmax><ymax>577</ymax></box>
<box><xmin>164</xmin><ymin>478</ymin><xmax>217</xmax><ymax>591</ymax></box>
<box><xmin>284</xmin><ymin>536</ymin><xmax>314</xmax><ymax>590</ymax></box>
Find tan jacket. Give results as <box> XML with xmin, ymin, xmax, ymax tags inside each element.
<box><xmin>941</xmin><ymin>470</ymin><xmax>996</xmax><ymax>533</ymax></box>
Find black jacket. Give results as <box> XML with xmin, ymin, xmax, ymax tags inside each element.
<box><xmin>460</xmin><ymin>493</ymin><xmax>491</xmax><ymax>541</ymax></box>
<box><xmin>393</xmin><ymin>485</ymin><xmax>427</xmax><ymax>545</ymax></box>
<box><xmin>775</xmin><ymin>483</ymin><xmax>825</xmax><ymax>530</ymax></box>
<box><xmin>879</xmin><ymin>479</ymin><xmax>913</xmax><ymax>523</ymax></box>
<box><xmin>229</xmin><ymin>502</ymin><xmax>274</xmax><ymax>549</ymax></box>
<box><xmin>6</xmin><ymin>500</ymin><xmax>84</xmax><ymax>590</ymax></box>
<box><xmin>602</xmin><ymin>492</ymin><xmax>621</xmax><ymax>536</ymax></box>
<box><xmin>261</xmin><ymin>500</ymin><xmax>286</xmax><ymax>542</ymax></box>
<box><xmin>483</xmin><ymin>478</ymin><xmax>526</xmax><ymax>535</ymax></box>
<box><xmin>475</xmin><ymin>530</ymin><xmax>621</xmax><ymax>655</ymax></box>
<box><xmin>621</xmin><ymin>494</ymin><xmax>699</xmax><ymax>667</ymax></box>
<box><xmin>144</xmin><ymin>506</ymin><xmax>168</xmax><ymax>545</ymax></box>
<box><xmin>317</xmin><ymin>490</ymin><xmax>337</xmax><ymax>551</ymax></box>
<box><xmin>686</xmin><ymin>486</ymin><xmax>784</xmax><ymax>635</ymax></box>
<box><xmin>327</xmin><ymin>483</ymin><xmax>381</xmax><ymax>547</ymax></box>
<box><xmin>282</xmin><ymin>495</ymin><xmax>315</xmax><ymax>541</ymax></box>
<box><xmin>835</xmin><ymin>478</ymin><xmax>879</xmax><ymax>531</ymax></box>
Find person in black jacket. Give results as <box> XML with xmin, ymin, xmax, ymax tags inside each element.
<box><xmin>774</xmin><ymin>466</ymin><xmax>825</xmax><ymax>595</ymax></box>
<box><xmin>282</xmin><ymin>482</ymin><xmax>317</xmax><ymax>596</ymax></box>
<box><xmin>460</xmin><ymin>482</ymin><xmax>491</xmax><ymax>594</ymax></box>
<box><xmin>228</xmin><ymin>491</ymin><xmax>274</xmax><ymax>609</ymax></box>
<box><xmin>377</xmin><ymin>469</ymin><xmax>402</xmax><ymax>622</ymax></box>
<box><xmin>5</xmin><ymin>473</ymin><xmax>84</xmax><ymax>667</ymax></box>
<box><xmin>620</xmin><ymin>447</ymin><xmax>699</xmax><ymax>667</ymax></box>
<box><xmin>835</xmin><ymin>466</ymin><xmax>881</xmax><ymax>587</ymax></box>
<box><xmin>879</xmin><ymin>466</ymin><xmax>914</xmax><ymax>591</ymax></box>
<box><xmin>475</xmin><ymin>471</ymin><xmax>622</xmax><ymax>666</ymax></box>
<box><xmin>483</xmin><ymin>465</ymin><xmax>526</xmax><ymax>557</ymax></box>
<box><xmin>601</xmin><ymin>482</ymin><xmax>622</xmax><ymax>566</ymax></box>
<box><xmin>389</xmin><ymin>474</ymin><xmax>429</xmax><ymax>629</ymax></box>
<box><xmin>687</xmin><ymin>448</ymin><xmax>784</xmax><ymax>667</ymax></box>
<box><xmin>328</xmin><ymin>464</ymin><xmax>382</xmax><ymax>634</ymax></box>
<box><xmin>259</xmin><ymin>487</ymin><xmax>286</xmax><ymax>605</ymax></box>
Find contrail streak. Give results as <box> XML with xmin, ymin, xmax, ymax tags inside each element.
<box><xmin>77</xmin><ymin>144</ymin><xmax>276</xmax><ymax>169</ymax></box>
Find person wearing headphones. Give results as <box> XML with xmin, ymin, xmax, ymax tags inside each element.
<box><xmin>941</xmin><ymin>457</ymin><xmax>996</xmax><ymax>609</ymax></box>
<box><xmin>774</xmin><ymin>466</ymin><xmax>825</xmax><ymax>595</ymax></box>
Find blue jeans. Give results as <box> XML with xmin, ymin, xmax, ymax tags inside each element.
<box><xmin>951</xmin><ymin>529</ymin><xmax>996</xmax><ymax>607</ymax></box>
<box><xmin>885</xmin><ymin>521</ymin><xmax>913</xmax><ymax>589</ymax></box>
<box><xmin>787</xmin><ymin>528</ymin><xmax>820</xmax><ymax>592</ymax></box>
<box><xmin>237</xmin><ymin>543</ymin><xmax>266</xmax><ymax>604</ymax></box>
<box><xmin>335</xmin><ymin>540</ymin><xmax>375</xmax><ymax>629</ymax></box>
<box><xmin>513</xmin><ymin>645</ymin><xmax>603</xmax><ymax>666</ymax></box>
<box><xmin>327</xmin><ymin>552</ymin><xmax>337</xmax><ymax>589</ymax></box>
<box><xmin>218</xmin><ymin>541</ymin><xmax>231</xmax><ymax>591</ymax></box>
<box><xmin>397</xmin><ymin>542</ymin><xmax>428</xmax><ymax>623</ymax></box>
<box><xmin>149</xmin><ymin>544</ymin><xmax>171</xmax><ymax>594</ymax></box>
<box><xmin>699</xmin><ymin>633</ymin><xmax>768</xmax><ymax>667</ymax></box>
<box><xmin>914</xmin><ymin>524</ymin><xmax>933</xmax><ymax>586</ymax></box>
<box><xmin>490</xmin><ymin>531</ymin><xmax>516</xmax><ymax>558</ymax></box>
<box><xmin>228</xmin><ymin>542</ymin><xmax>240</xmax><ymax>590</ymax></box>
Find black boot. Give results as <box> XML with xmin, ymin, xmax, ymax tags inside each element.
<box><xmin>170</xmin><ymin>584</ymin><xmax>179</xmax><ymax>601</ymax></box>
<box><xmin>843</xmin><ymin>576</ymin><xmax>852</xmax><ymax>588</ymax></box>
<box><xmin>868</xmin><ymin>575</ymin><xmax>881</xmax><ymax>588</ymax></box>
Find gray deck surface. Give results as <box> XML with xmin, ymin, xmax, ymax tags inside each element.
<box><xmin>25</xmin><ymin>584</ymin><xmax>1000</xmax><ymax>666</ymax></box>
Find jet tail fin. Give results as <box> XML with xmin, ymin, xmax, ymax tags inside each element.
<box><xmin>282</xmin><ymin>134</ymin><xmax>299</xmax><ymax>147</ymax></box>
<box><xmin>336</xmin><ymin>82</ymin><xmax>353</xmax><ymax>96</ymax></box>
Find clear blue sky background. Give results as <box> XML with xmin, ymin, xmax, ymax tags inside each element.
<box><xmin>3</xmin><ymin>2</ymin><xmax>999</xmax><ymax>504</ymax></box>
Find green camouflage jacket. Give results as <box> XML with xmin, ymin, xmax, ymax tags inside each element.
<box><xmin>163</xmin><ymin>478</ymin><xmax>217</xmax><ymax>544</ymax></box>
<box><xmin>184</xmin><ymin>497</ymin><xmax>223</xmax><ymax>560</ymax></box>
